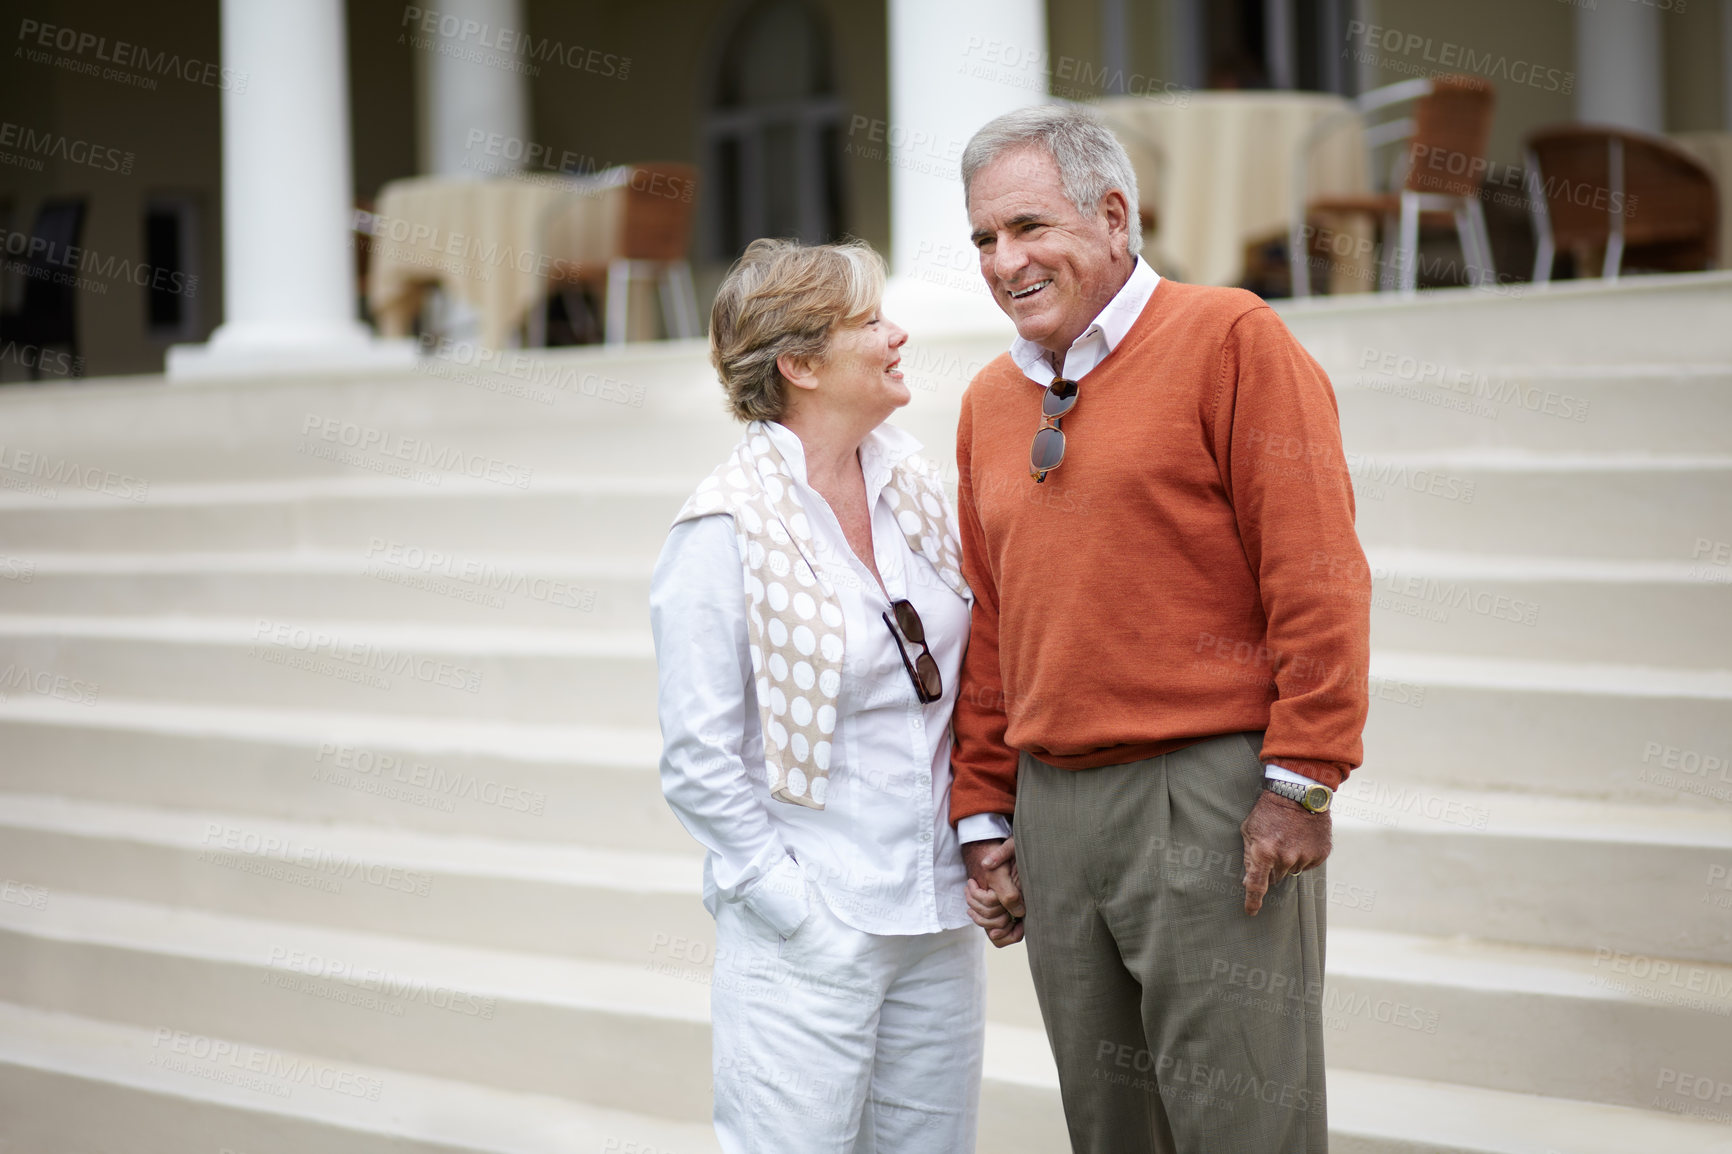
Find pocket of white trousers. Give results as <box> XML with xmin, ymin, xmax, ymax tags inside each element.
<box><xmin>774</xmin><ymin>876</ymin><xmax>822</xmax><ymax>959</ymax></box>
<box><xmin>740</xmin><ymin>852</ymin><xmax>811</xmax><ymax>941</ymax></box>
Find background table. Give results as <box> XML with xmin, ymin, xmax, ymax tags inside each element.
<box><xmin>367</xmin><ymin>166</ymin><xmax>696</xmax><ymax>349</ymax></box>
<box><xmin>1096</xmin><ymin>91</ymin><xmax>1372</xmax><ymax>291</ymax></box>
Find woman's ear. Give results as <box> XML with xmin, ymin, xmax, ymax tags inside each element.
<box><xmin>776</xmin><ymin>352</ymin><xmax>820</xmax><ymax>394</ymax></box>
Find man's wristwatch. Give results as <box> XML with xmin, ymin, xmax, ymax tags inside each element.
<box><xmin>1264</xmin><ymin>777</ymin><xmax>1333</xmax><ymax>813</ymax></box>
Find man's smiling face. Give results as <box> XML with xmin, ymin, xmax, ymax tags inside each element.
<box><xmin>967</xmin><ymin>146</ymin><xmax>1133</xmax><ymax>354</ymax></box>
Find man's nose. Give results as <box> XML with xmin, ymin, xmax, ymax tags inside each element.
<box><xmin>991</xmin><ymin>237</ymin><xmax>1029</xmax><ymax>283</ymax></box>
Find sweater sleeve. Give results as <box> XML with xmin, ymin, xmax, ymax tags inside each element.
<box><xmin>948</xmin><ymin>393</ymin><xmax>1020</xmax><ymax>825</ymax></box>
<box><xmin>1215</xmin><ymin>306</ymin><xmax>1371</xmax><ymax>788</ymax></box>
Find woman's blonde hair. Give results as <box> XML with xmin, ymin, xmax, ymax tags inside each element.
<box><xmin>709</xmin><ymin>238</ymin><xmax>886</xmax><ymax>422</ymax></box>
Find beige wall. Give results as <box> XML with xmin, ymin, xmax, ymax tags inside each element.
<box><xmin>1664</xmin><ymin>0</ymin><xmax>1728</xmax><ymax>132</ymax></box>
<box><xmin>1046</xmin><ymin>0</ymin><xmax>1188</xmax><ymax>101</ymax></box>
<box><xmin>525</xmin><ymin>0</ymin><xmax>889</xmax><ymax>269</ymax></box>
<box><xmin>349</xmin><ymin>1</ymin><xmax>420</xmax><ymax>209</ymax></box>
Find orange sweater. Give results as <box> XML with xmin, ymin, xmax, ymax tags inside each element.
<box><xmin>950</xmin><ymin>280</ymin><xmax>1370</xmax><ymax>824</ymax></box>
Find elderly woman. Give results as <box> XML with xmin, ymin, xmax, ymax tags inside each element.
<box><xmin>649</xmin><ymin>238</ymin><xmax>984</xmax><ymax>1152</ymax></box>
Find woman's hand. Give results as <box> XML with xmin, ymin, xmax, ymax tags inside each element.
<box><xmin>963</xmin><ymin>837</ymin><xmax>1025</xmax><ymax>946</ymax></box>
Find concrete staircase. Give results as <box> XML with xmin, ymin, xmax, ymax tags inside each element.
<box><xmin>0</xmin><ymin>273</ymin><xmax>1729</xmax><ymax>1153</ymax></box>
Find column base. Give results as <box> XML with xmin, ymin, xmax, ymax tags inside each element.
<box><xmin>167</xmin><ymin>333</ymin><xmax>418</xmax><ymax>382</ymax></box>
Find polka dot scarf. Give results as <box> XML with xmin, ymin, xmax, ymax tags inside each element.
<box><xmin>673</xmin><ymin>421</ymin><xmax>971</xmax><ymax>810</ymax></box>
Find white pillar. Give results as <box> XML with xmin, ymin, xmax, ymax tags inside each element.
<box><xmin>422</xmin><ymin>0</ymin><xmax>529</xmax><ymax>178</ymax></box>
<box><xmin>1574</xmin><ymin>2</ymin><xmax>1664</xmax><ymax>133</ymax></box>
<box><xmin>170</xmin><ymin>0</ymin><xmax>408</xmax><ymax>378</ymax></box>
<box><xmin>883</xmin><ymin>0</ymin><xmax>1046</xmax><ymax>333</ymax></box>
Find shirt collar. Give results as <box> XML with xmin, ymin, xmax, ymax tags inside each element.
<box><xmin>1009</xmin><ymin>255</ymin><xmax>1161</xmax><ymax>385</ymax></box>
<box><xmin>761</xmin><ymin>418</ymin><xmax>924</xmax><ymax>505</ymax></box>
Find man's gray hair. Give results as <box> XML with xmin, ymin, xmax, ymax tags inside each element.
<box><xmin>961</xmin><ymin>105</ymin><xmax>1142</xmax><ymax>256</ymax></box>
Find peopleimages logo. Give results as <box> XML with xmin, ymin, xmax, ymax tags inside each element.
<box><xmin>15</xmin><ymin>19</ymin><xmax>249</xmax><ymax>92</ymax></box>
<box><xmin>400</xmin><ymin>6</ymin><xmax>630</xmax><ymax>78</ymax></box>
<box><xmin>0</xmin><ymin>121</ymin><xmax>133</xmax><ymax>173</ymax></box>
<box><xmin>1343</xmin><ymin>21</ymin><xmax>1573</xmax><ymax>93</ymax></box>
<box><xmin>0</xmin><ymin>227</ymin><xmax>199</xmax><ymax>300</ymax></box>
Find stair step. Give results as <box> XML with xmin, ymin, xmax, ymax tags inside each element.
<box><xmin>0</xmin><ymin>1000</ymin><xmax>724</xmax><ymax>1154</ymax></box>
<box><xmin>1358</xmin><ymin>548</ymin><xmax>1732</xmax><ymax>669</ymax></box>
<box><xmin>1336</xmin><ymin>364</ymin><xmax>1732</xmax><ymax>456</ymax></box>
<box><xmin>0</xmin><ymin>791</ymin><xmax>701</xmax><ymax>964</ymax></box>
<box><xmin>1276</xmin><ymin>271</ymin><xmax>1732</xmax><ymax>369</ymax></box>
<box><xmin>1324</xmin><ymin>927</ymin><xmax>1732</xmax><ymax>1111</ymax></box>
<box><xmin>1331</xmin><ymin>784</ymin><xmax>1732</xmax><ymax>963</ymax></box>
<box><xmin>0</xmin><ymin>889</ymin><xmax>718</xmax><ymax>1120</ymax></box>
<box><xmin>0</xmin><ymin>475</ymin><xmax>697</xmax><ymax>557</ymax></box>
<box><xmin>0</xmin><ymin>696</ymin><xmax>681</xmax><ymax>849</ymax></box>
<box><xmin>1365</xmin><ymin>650</ymin><xmax>1732</xmax><ymax>810</ymax></box>
<box><xmin>1347</xmin><ymin>452</ymin><xmax>1732</xmax><ymax>560</ymax></box>
<box><xmin>1327</xmin><ymin>1067</ymin><xmax>1732</xmax><ymax>1154</ymax></box>
<box><xmin>0</xmin><ymin>614</ymin><xmax>660</xmax><ymax>726</ymax></box>
<box><xmin>0</xmin><ymin>551</ymin><xmax>654</xmax><ymax>630</ymax></box>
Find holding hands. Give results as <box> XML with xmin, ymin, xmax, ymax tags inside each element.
<box><xmin>962</xmin><ymin>837</ymin><xmax>1025</xmax><ymax>947</ymax></box>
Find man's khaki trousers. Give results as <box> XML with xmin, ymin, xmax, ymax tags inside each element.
<box><xmin>1015</xmin><ymin>732</ymin><xmax>1329</xmax><ymax>1153</ymax></box>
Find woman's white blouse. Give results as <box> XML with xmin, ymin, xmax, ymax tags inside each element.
<box><xmin>650</xmin><ymin>420</ymin><xmax>972</xmax><ymax>937</ymax></box>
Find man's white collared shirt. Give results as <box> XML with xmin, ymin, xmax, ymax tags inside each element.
<box><xmin>1009</xmin><ymin>255</ymin><xmax>1162</xmax><ymax>385</ymax></box>
<box><xmin>651</xmin><ymin>420</ymin><xmax>973</xmax><ymax>936</ymax></box>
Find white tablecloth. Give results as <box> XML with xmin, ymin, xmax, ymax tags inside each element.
<box><xmin>367</xmin><ymin>173</ymin><xmax>628</xmax><ymax>349</ymax></box>
<box><xmin>1095</xmin><ymin>91</ymin><xmax>1371</xmax><ymax>289</ymax></box>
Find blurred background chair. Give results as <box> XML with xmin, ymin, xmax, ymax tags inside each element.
<box><xmin>534</xmin><ymin>163</ymin><xmax>700</xmax><ymax>347</ymax></box>
<box><xmin>1525</xmin><ymin>125</ymin><xmax>1719</xmax><ymax>283</ymax></box>
<box><xmin>1293</xmin><ymin>75</ymin><xmax>1497</xmax><ymax>296</ymax></box>
<box><xmin>0</xmin><ymin>198</ymin><xmax>87</xmax><ymax>379</ymax></box>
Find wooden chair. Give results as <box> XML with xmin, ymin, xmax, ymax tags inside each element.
<box><xmin>1525</xmin><ymin>125</ymin><xmax>1719</xmax><ymax>282</ymax></box>
<box><xmin>533</xmin><ymin>163</ymin><xmax>700</xmax><ymax>346</ymax></box>
<box><xmin>1292</xmin><ymin>76</ymin><xmax>1497</xmax><ymax>296</ymax></box>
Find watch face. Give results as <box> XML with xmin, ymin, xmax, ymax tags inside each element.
<box><xmin>1303</xmin><ymin>785</ymin><xmax>1332</xmax><ymax>812</ymax></box>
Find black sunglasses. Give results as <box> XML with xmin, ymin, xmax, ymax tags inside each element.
<box><xmin>882</xmin><ymin>599</ymin><xmax>942</xmax><ymax>704</ymax></box>
<box><xmin>1030</xmin><ymin>376</ymin><xmax>1079</xmax><ymax>483</ymax></box>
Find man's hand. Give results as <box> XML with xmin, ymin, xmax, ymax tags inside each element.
<box><xmin>1240</xmin><ymin>790</ymin><xmax>1332</xmax><ymax>916</ymax></box>
<box><xmin>962</xmin><ymin>837</ymin><xmax>1025</xmax><ymax>946</ymax></box>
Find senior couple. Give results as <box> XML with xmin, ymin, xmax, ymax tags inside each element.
<box><xmin>651</xmin><ymin>106</ymin><xmax>1370</xmax><ymax>1154</ymax></box>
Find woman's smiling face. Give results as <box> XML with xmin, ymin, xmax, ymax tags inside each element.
<box><xmin>811</xmin><ymin>310</ymin><xmax>910</xmax><ymax>418</ymax></box>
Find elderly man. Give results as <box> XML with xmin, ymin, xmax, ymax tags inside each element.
<box><xmin>950</xmin><ymin>106</ymin><xmax>1370</xmax><ymax>1152</ymax></box>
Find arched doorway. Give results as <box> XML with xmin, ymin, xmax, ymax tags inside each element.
<box><xmin>704</xmin><ymin>0</ymin><xmax>846</xmax><ymax>259</ymax></box>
